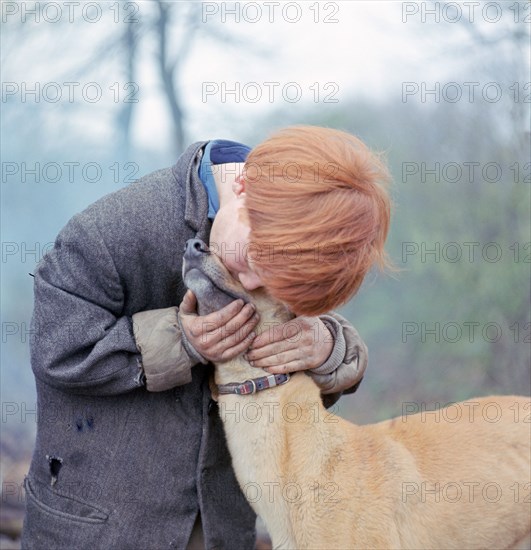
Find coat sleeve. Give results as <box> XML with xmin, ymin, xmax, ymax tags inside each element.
<box><xmin>306</xmin><ymin>312</ymin><xmax>368</xmax><ymax>409</ymax></box>
<box><xmin>31</xmin><ymin>213</ymin><xmax>147</xmax><ymax>395</ymax></box>
<box><xmin>132</xmin><ymin>307</ymin><xmax>204</xmax><ymax>392</ymax></box>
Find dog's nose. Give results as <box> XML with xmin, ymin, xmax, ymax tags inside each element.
<box><xmin>184</xmin><ymin>238</ymin><xmax>209</xmax><ymax>258</ymax></box>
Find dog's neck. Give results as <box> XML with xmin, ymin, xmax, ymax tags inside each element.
<box><xmin>211</xmin><ymin>291</ymin><xmax>339</xmax><ymax>549</ymax></box>
<box><xmin>213</xmin><ymin>289</ymin><xmax>294</xmax><ymax>387</ymax></box>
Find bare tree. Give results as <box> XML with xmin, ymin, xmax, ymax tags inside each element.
<box><xmin>154</xmin><ymin>1</ymin><xmax>202</xmax><ymax>154</ymax></box>
<box><xmin>116</xmin><ymin>22</ymin><xmax>138</xmax><ymax>159</ymax></box>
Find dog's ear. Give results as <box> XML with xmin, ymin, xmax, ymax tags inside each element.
<box><xmin>208</xmin><ymin>373</ymin><xmax>219</xmax><ymax>402</ymax></box>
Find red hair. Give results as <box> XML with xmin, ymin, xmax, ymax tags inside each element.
<box><xmin>243</xmin><ymin>125</ymin><xmax>392</xmax><ymax>316</ymax></box>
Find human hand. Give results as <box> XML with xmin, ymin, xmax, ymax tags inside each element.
<box><xmin>244</xmin><ymin>316</ymin><xmax>334</xmax><ymax>374</ymax></box>
<box><xmin>178</xmin><ymin>290</ymin><xmax>260</xmax><ymax>362</ymax></box>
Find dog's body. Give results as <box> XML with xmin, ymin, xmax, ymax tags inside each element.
<box><xmin>220</xmin><ymin>378</ymin><xmax>530</xmax><ymax>549</ymax></box>
<box><xmin>183</xmin><ymin>239</ymin><xmax>531</xmax><ymax>549</ymax></box>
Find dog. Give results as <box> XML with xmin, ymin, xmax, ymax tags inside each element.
<box><xmin>183</xmin><ymin>238</ymin><xmax>531</xmax><ymax>550</ymax></box>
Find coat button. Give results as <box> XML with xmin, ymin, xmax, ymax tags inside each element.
<box><xmin>208</xmin><ymin>399</ymin><xmax>218</xmax><ymax>415</ymax></box>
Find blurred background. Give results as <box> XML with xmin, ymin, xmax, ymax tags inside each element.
<box><xmin>1</xmin><ymin>1</ymin><xmax>530</xmax><ymax>547</ymax></box>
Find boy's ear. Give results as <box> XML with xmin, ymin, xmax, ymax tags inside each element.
<box><xmin>232</xmin><ymin>174</ymin><xmax>246</xmax><ymax>197</ymax></box>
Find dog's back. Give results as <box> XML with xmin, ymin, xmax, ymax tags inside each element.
<box><xmin>349</xmin><ymin>395</ymin><xmax>531</xmax><ymax>549</ymax></box>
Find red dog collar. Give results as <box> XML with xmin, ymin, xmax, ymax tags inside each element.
<box><xmin>217</xmin><ymin>373</ymin><xmax>291</xmax><ymax>395</ymax></box>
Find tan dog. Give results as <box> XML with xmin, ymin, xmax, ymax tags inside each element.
<box><xmin>183</xmin><ymin>239</ymin><xmax>531</xmax><ymax>550</ymax></box>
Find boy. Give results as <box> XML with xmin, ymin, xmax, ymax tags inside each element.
<box><xmin>22</xmin><ymin>126</ymin><xmax>390</xmax><ymax>549</ymax></box>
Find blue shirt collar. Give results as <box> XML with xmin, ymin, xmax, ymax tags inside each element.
<box><xmin>198</xmin><ymin>140</ymin><xmax>251</xmax><ymax>220</ymax></box>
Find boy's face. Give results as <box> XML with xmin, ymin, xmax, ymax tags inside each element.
<box><xmin>209</xmin><ymin>196</ymin><xmax>264</xmax><ymax>291</ymax></box>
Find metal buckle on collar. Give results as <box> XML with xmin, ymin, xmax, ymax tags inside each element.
<box><xmin>218</xmin><ymin>373</ymin><xmax>291</xmax><ymax>396</ymax></box>
<box><xmin>243</xmin><ymin>379</ymin><xmax>257</xmax><ymax>394</ymax></box>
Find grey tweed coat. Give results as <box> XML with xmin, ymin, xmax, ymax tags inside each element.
<box><xmin>21</xmin><ymin>141</ymin><xmax>367</xmax><ymax>550</ymax></box>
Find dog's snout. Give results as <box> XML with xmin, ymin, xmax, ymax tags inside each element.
<box><xmin>184</xmin><ymin>238</ymin><xmax>210</xmax><ymax>259</ymax></box>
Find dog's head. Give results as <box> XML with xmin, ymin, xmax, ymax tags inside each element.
<box><xmin>183</xmin><ymin>238</ymin><xmax>295</xmax><ymax>393</ymax></box>
<box><xmin>182</xmin><ymin>238</ymin><xmax>293</xmax><ymax>326</ymax></box>
<box><xmin>182</xmin><ymin>238</ymin><xmax>257</xmax><ymax>316</ymax></box>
